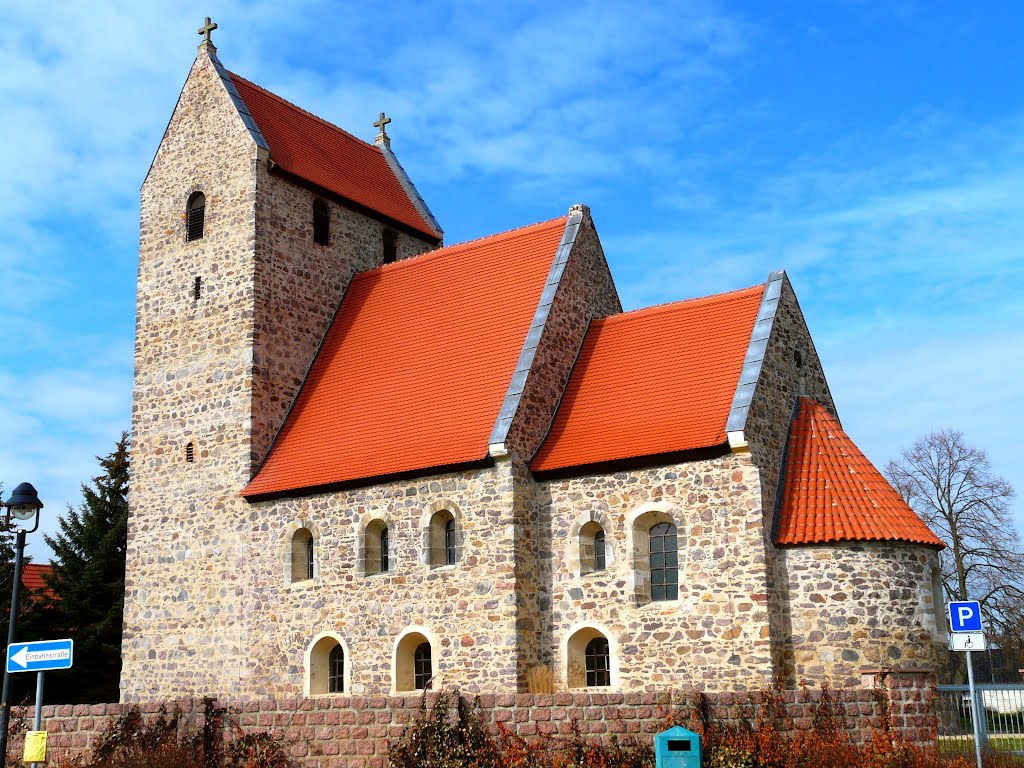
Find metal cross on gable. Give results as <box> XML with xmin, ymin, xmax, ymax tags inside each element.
<box><xmin>374</xmin><ymin>112</ymin><xmax>392</xmax><ymax>137</ymax></box>
<box><xmin>198</xmin><ymin>17</ymin><xmax>218</xmax><ymax>45</ymax></box>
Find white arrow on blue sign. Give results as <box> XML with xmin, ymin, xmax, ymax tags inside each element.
<box><xmin>6</xmin><ymin>639</ymin><xmax>74</xmax><ymax>673</ymax></box>
<box><xmin>948</xmin><ymin>601</ymin><xmax>984</xmax><ymax>633</ymax></box>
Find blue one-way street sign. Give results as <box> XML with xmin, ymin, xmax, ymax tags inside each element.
<box><xmin>6</xmin><ymin>639</ymin><xmax>74</xmax><ymax>673</ymax></box>
<box><xmin>948</xmin><ymin>601</ymin><xmax>984</xmax><ymax>633</ymax></box>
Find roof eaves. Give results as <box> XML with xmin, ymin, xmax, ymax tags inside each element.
<box><xmin>725</xmin><ymin>270</ymin><xmax>785</xmax><ymax>450</ymax></box>
<box><xmin>377</xmin><ymin>141</ymin><xmax>443</xmax><ymax>239</ymax></box>
<box><xmin>488</xmin><ymin>208</ymin><xmax>580</xmax><ymax>455</ymax></box>
<box><xmin>532</xmin><ymin>443</ymin><xmax>732</xmax><ymax>482</ymax></box>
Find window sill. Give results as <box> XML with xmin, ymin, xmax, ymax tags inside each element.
<box><xmin>288</xmin><ymin>577</ymin><xmax>319</xmax><ymax>590</ymax></box>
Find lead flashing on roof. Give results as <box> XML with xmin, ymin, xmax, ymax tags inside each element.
<box><xmin>208</xmin><ymin>53</ymin><xmax>270</xmax><ymax>152</ymax></box>
<box><xmin>378</xmin><ymin>142</ymin><xmax>444</xmax><ymax>239</ymax></box>
<box><xmin>488</xmin><ymin>208</ymin><xmax>584</xmax><ymax>454</ymax></box>
<box><xmin>725</xmin><ymin>270</ymin><xmax>785</xmax><ymax>450</ymax></box>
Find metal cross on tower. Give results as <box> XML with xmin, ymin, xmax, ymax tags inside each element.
<box><xmin>198</xmin><ymin>17</ymin><xmax>218</xmax><ymax>45</ymax></box>
<box><xmin>374</xmin><ymin>112</ymin><xmax>392</xmax><ymax>137</ymax></box>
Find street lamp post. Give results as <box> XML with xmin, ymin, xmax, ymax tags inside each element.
<box><xmin>0</xmin><ymin>483</ymin><xmax>43</xmax><ymax>768</ymax></box>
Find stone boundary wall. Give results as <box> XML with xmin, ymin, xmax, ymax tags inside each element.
<box><xmin>7</xmin><ymin>679</ymin><xmax>936</xmax><ymax>768</ymax></box>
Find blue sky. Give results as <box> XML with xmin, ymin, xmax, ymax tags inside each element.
<box><xmin>1</xmin><ymin>1</ymin><xmax>1021</xmax><ymax>560</ymax></box>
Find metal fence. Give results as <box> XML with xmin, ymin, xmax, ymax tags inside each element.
<box><xmin>936</xmin><ymin>684</ymin><xmax>1024</xmax><ymax>754</ymax></box>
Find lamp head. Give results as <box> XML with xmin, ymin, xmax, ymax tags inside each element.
<box><xmin>4</xmin><ymin>482</ymin><xmax>43</xmax><ymax>527</ymax></box>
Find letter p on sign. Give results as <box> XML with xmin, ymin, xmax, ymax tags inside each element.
<box><xmin>948</xmin><ymin>601</ymin><xmax>983</xmax><ymax>632</ymax></box>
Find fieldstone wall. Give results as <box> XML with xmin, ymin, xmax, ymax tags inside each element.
<box><xmin>242</xmin><ymin>462</ymin><xmax>524</xmax><ymax>697</ymax></box>
<box><xmin>535</xmin><ymin>454</ymin><xmax>775</xmax><ymax>692</ymax></box>
<box><xmin>776</xmin><ymin>542</ymin><xmax>944</xmax><ymax>686</ymax></box>
<box><xmin>6</xmin><ymin>679</ymin><xmax>937</xmax><ymax>768</ymax></box>
<box><xmin>125</xmin><ymin>47</ymin><xmax>439</xmax><ymax>703</ymax></box>
<box><xmin>741</xmin><ymin>275</ymin><xmax>837</xmax><ymax>684</ymax></box>
<box><xmin>125</xmin><ymin>48</ymin><xmax>264</xmax><ymax>703</ymax></box>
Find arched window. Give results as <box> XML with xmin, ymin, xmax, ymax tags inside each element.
<box><xmin>394</xmin><ymin>630</ymin><xmax>434</xmax><ymax>692</ymax></box>
<box><xmin>649</xmin><ymin>522</ymin><xmax>678</xmax><ymax>601</ymax></box>
<box><xmin>291</xmin><ymin>528</ymin><xmax>315</xmax><ymax>582</ymax></box>
<box><xmin>186</xmin><ymin>192</ymin><xmax>206</xmax><ymax>241</ymax></box>
<box><xmin>328</xmin><ymin>644</ymin><xmax>345</xmax><ymax>693</ymax></box>
<box><xmin>313</xmin><ymin>198</ymin><xmax>330</xmax><ymax>245</ymax></box>
<box><xmin>413</xmin><ymin>643</ymin><xmax>432</xmax><ymax>690</ymax></box>
<box><xmin>428</xmin><ymin>510</ymin><xmax>457</xmax><ymax>568</ymax></box>
<box><xmin>579</xmin><ymin>521</ymin><xmax>607</xmax><ymax>575</ymax></box>
<box><xmin>585</xmin><ymin>636</ymin><xmax>610</xmax><ymax>687</ymax></box>
<box><xmin>565</xmin><ymin>626</ymin><xmax>613</xmax><ymax>689</ymax></box>
<box><xmin>382</xmin><ymin>228</ymin><xmax>397</xmax><ymax>263</ymax></box>
<box><xmin>307</xmin><ymin>634</ymin><xmax>349</xmax><ymax>695</ymax></box>
<box><xmin>365</xmin><ymin>520</ymin><xmax>390</xmax><ymax>575</ymax></box>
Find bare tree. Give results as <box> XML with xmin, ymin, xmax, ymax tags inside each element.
<box><xmin>885</xmin><ymin>429</ymin><xmax>1023</xmax><ymax>675</ymax></box>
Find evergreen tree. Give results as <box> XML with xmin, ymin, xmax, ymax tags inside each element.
<box><xmin>42</xmin><ymin>433</ymin><xmax>130</xmax><ymax>703</ymax></box>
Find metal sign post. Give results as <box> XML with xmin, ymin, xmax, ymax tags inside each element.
<box><xmin>948</xmin><ymin>602</ymin><xmax>984</xmax><ymax>768</ymax></box>
<box><xmin>5</xmin><ymin>639</ymin><xmax>72</xmax><ymax>767</ymax></box>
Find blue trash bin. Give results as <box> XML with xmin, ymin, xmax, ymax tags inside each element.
<box><xmin>655</xmin><ymin>725</ymin><xmax>702</xmax><ymax>768</ymax></box>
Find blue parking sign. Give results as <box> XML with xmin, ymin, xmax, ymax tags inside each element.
<box><xmin>948</xmin><ymin>601</ymin><xmax>983</xmax><ymax>632</ymax></box>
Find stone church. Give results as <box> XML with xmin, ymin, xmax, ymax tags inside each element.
<box><xmin>121</xmin><ymin>25</ymin><xmax>946</xmax><ymax>702</ymax></box>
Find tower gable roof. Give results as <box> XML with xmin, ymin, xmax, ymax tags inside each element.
<box><xmin>243</xmin><ymin>216</ymin><xmax>568</xmax><ymax>499</ymax></box>
<box><xmin>229</xmin><ymin>72</ymin><xmax>440</xmax><ymax>240</ymax></box>
<box><xmin>531</xmin><ymin>284</ymin><xmax>764</xmax><ymax>476</ymax></box>
<box><xmin>775</xmin><ymin>397</ymin><xmax>943</xmax><ymax>547</ymax></box>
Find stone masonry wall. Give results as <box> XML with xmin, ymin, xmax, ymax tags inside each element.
<box><xmin>125</xmin><ymin>49</ymin><xmax>262</xmax><ymax>702</ymax></box>
<box><xmin>241</xmin><ymin>461</ymin><xmax>522</xmax><ymax>697</ymax></box>
<box><xmin>125</xmin><ymin>48</ymin><xmax>439</xmax><ymax>703</ymax></box>
<box><xmin>502</xmin><ymin>207</ymin><xmax>621</xmax><ymax>459</ymax></box>
<box><xmin>536</xmin><ymin>454</ymin><xmax>775</xmax><ymax>692</ymax></box>
<box><xmin>250</xmin><ymin>169</ymin><xmax>436</xmax><ymax>465</ymax></box>
<box><xmin>7</xmin><ymin>679</ymin><xmax>936</xmax><ymax>768</ymax></box>
<box><xmin>777</xmin><ymin>542</ymin><xmax>944</xmax><ymax>687</ymax></box>
<box><xmin>741</xmin><ymin>275</ymin><xmax>836</xmax><ymax>684</ymax></box>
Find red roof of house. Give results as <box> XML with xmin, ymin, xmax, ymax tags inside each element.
<box><xmin>21</xmin><ymin>563</ymin><xmax>55</xmax><ymax>600</ymax></box>
<box><xmin>531</xmin><ymin>285</ymin><xmax>764</xmax><ymax>474</ymax></box>
<box><xmin>243</xmin><ymin>216</ymin><xmax>567</xmax><ymax>498</ymax></box>
<box><xmin>775</xmin><ymin>397</ymin><xmax>943</xmax><ymax>547</ymax></box>
<box><xmin>229</xmin><ymin>73</ymin><xmax>438</xmax><ymax>240</ymax></box>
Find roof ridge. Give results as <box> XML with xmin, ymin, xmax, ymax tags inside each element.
<box><xmin>359</xmin><ymin>216</ymin><xmax>568</xmax><ymax>277</ymax></box>
<box><xmin>442</xmin><ymin>216</ymin><xmax>568</xmax><ymax>252</ymax></box>
<box><xmin>228</xmin><ymin>70</ymin><xmax>377</xmax><ymax>152</ymax></box>
<box><xmin>596</xmin><ymin>283</ymin><xmax>765</xmax><ymax>326</ymax></box>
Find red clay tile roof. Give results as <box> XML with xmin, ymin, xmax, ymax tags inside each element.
<box><xmin>229</xmin><ymin>73</ymin><xmax>438</xmax><ymax>240</ymax></box>
<box><xmin>243</xmin><ymin>217</ymin><xmax>568</xmax><ymax>498</ymax></box>
<box><xmin>21</xmin><ymin>563</ymin><xmax>55</xmax><ymax>600</ymax></box>
<box><xmin>531</xmin><ymin>285</ymin><xmax>764</xmax><ymax>474</ymax></box>
<box><xmin>776</xmin><ymin>398</ymin><xmax>943</xmax><ymax>547</ymax></box>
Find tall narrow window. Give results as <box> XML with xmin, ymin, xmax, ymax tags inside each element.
<box><xmin>585</xmin><ymin>636</ymin><xmax>610</xmax><ymax>687</ymax></box>
<box><xmin>186</xmin><ymin>192</ymin><xmax>206</xmax><ymax>242</ymax></box>
<box><xmin>185</xmin><ymin>442</ymin><xmax>195</xmax><ymax>463</ymax></box>
<box><xmin>380</xmin><ymin>526</ymin><xmax>390</xmax><ymax>572</ymax></box>
<box><xmin>328</xmin><ymin>644</ymin><xmax>345</xmax><ymax>693</ymax></box>
<box><xmin>313</xmin><ymin>198</ymin><xmax>330</xmax><ymax>245</ymax></box>
<box><xmin>413</xmin><ymin>642</ymin><xmax>432</xmax><ymax>690</ymax></box>
<box><xmin>593</xmin><ymin>529</ymin><xmax>606</xmax><ymax>571</ymax></box>
<box><xmin>444</xmin><ymin>518</ymin><xmax>457</xmax><ymax>566</ymax></box>
<box><xmin>291</xmin><ymin>528</ymin><xmax>315</xmax><ymax>583</ymax></box>
<box><xmin>579</xmin><ymin>521</ymin><xmax>606</xmax><ymax>575</ymax></box>
<box><xmin>649</xmin><ymin>522</ymin><xmax>678</xmax><ymax>601</ymax></box>
<box><xmin>193</xmin><ymin>276</ymin><xmax>202</xmax><ymax>301</ymax></box>
<box><xmin>382</xmin><ymin>228</ymin><xmax>397</xmax><ymax>263</ymax></box>
<box><xmin>365</xmin><ymin>520</ymin><xmax>390</xmax><ymax>575</ymax></box>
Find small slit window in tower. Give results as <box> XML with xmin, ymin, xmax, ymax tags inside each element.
<box><xmin>186</xmin><ymin>192</ymin><xmax>206</xmax><ymax>242</ymax></box>
<box><xmin>193</xmin><ymin>276</ymin><xmax>202</xmax><ymax>301</ymax></box>
<box><xmin>313</xmin><ymin>198</ymin><xmax>330</xmax><ymax>245</ymax></box>
<box><xmin>185</xmin><ymin>442</ymin><xmax>195</xmax><ymax>463</ymax></box>
<box><xmin>382</xmin><ymin>228</ymin><xmax>397</xmax><ymax>264</ymax></box>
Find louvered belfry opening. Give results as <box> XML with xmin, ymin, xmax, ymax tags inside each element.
<box><xmin>186</xmin><ymin>192</ymin><xmax>206</xmax><ymax>241</ymax></box>
<box><xmin>193</xmin><ymin>276</ymin><xmax>202</xmax><ymax>301</ymax></box>
<box><xmin>313</xmin><ymin>198</ymin><xmax>330</xmax><ymax>245</ymax></box>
